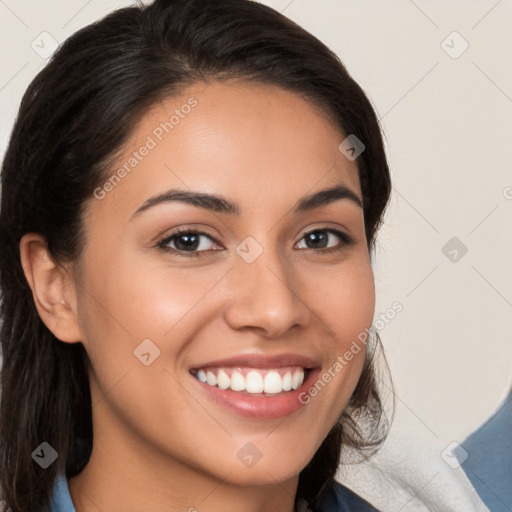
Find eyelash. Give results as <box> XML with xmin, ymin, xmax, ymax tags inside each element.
<box><xmin>156</xmin><ymin>227</ymin><xmax>354</xmax><ymax>258</ymax></box>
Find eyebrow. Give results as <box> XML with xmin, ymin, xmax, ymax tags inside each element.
<box><xmin>130</xmin><ymin>183</ymin><xmax>363</xmax><ymax>220</ymax></box>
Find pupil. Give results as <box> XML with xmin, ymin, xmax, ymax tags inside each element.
<box><xmin>176</xmin><ymin>233</ymin><xmax>198</xmax><ymax>250</ymax></box>
<box><xmin>307</xmin><ymin>231</ymin><xmax>327</xmax><ymax>248</ymax></box>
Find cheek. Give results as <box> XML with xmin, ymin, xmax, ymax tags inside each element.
<box><xmin>303</xmin><ymin>257</ymin><xmax>376</xmax><ymax>340</ymax></box>
<box><xmin>296</xmin><ymin>258</ymin><xmax>375</xmax><ymax>414</ymax></box>
<box><xmin>75</xmin><ymin>247</ymin><xmax>229</xmax><ymax>375</ymax></box>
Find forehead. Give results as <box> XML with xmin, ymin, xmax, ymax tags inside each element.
<box><xmin>87</xmin><ymin>80</ymin><xmax>361</xmax><ymax>223</ymax></box>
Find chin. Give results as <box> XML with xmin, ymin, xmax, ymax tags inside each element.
<box><xmin>217</xmin><ymin>449</ymin><xmax>316</xmax><ymax>487</ymax></box>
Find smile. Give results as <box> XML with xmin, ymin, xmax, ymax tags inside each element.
<box><xmin>188</xmin><ymin>353</ymin><xmax>321</xmax><ymax>419</ymax></box>
<box><xmin>190</xmin><ymin>366</ymin><xmax>309</xmax><ymax>395</ymax></box>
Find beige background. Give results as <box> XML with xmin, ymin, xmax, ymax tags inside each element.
<box><xmin>1</xmin><ymin>0</ymin><xmax>511</xmax><ymax>460</ymax></box>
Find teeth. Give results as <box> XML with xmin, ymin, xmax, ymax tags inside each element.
<box><xmin>193</xmin><ymin>367</ymin><xmax>307</xmax><ymax>394</ymax></box>
<box><xmin>282</xmin><ymin>371</ymin><xmax>292</xmax><ymax>391</ymax></box>
<box><xmin>246</xmin><ymin>371</ymin><xmax>263</xmax><ymax>393</ymax></box>
<box><xmin>217</xmin><ymin>369</ymin><xmax>230</xmax><ymax>390</ymax></box>
<box><xmin>292</xmin><ymin>370</ymin><xmax>304</xmax><ymax>390</ymax></box>
<box><xmin>263</xmin><ymin>371</ymin><xmax>282</xmax><ymax>393</ymax></box>
<box><xmin>230</xmin><ymin>371</ymin><xmax>246</xmax><ymax>391</ymax></box>
<box><xmin>206</xmin><ymin>371</ymin><xmax>217</xmax><ymax>386</ymax></box>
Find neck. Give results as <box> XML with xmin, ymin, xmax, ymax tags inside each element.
<box><xmin>69</xmin><ymin>462</ymin><xmax>299</xmax><ymax>512</ymax></box>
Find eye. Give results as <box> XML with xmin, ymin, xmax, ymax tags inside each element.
<box><xmin>157</xmin><ymin>228</ymin><xmax>221</xmax><ymax>258</ymax></box>
<box><xmin>157</xmin><ymin>227</ymin><xmax>353</xmax><ymax>258</ymax></box>
<box><xmin>295</xmin><ymin>228</ymin><xmax>353</xmax><ymax>253</ymax></box>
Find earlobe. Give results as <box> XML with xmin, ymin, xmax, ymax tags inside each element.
<box><xmin>19</xmin><ymin>233</ymin><xmax>82</xmax><ymax>343</ymax></box>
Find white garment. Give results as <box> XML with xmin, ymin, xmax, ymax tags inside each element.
<box><xmin>336</xmin><ymin>427</ymin><xmax>490</xmax><ymax>512</ymax></box>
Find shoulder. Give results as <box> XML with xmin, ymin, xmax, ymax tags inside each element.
<box><xmin>461</xmin><ymin>393</ymin><xmax>512</xmax><ymax>511</ymax></box>
<box><xmin>316</xmin><ymin>479</ymin><xmax>381</xmax><ymax>511</ymax></box>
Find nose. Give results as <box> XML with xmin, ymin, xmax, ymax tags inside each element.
<box><xmin>222</xmin><ymin>242</ymin><xmax>312</xmax><ymax>338</ymax></box>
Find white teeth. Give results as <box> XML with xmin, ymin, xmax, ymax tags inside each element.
<box><xmin>194</xmin><ymin>367</ymin><xmax>307</xmax><ymax>394</ymax></box>
<box><xmin>230</xmin><ymin>370</ymin><xmax>246</xmax><ymax>391</ymax></box>
<box><xmin>282</xmin><ymin>371</ymin><xmax>292</xmax><ymax>391</ymax></box>
<box><xmin>291</xmin><ymin>369</ymin><xmax>304</xmax><ymax>390</ymax></box>
<box><xmin>263</xmin><ymin>370</ymin><xmax>282</xmax><ymax>393</ymax></box>
<box><xmin>217</xmin><ymin>369</ymin><xmax>230</xmax><ymax>390</ymax></box>
<box><xmin>246</xmin><ymin>370</ymin><xmax>264</xmax><ymax>393</ymax></box>
<box><xmin>206</xmin><ymin>371</ymin><xmax>217</xmax><ymax>386</ymax></box>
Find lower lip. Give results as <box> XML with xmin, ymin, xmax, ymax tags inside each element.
<box><xmin>191</xmin><ymin>368</ymin><xmax>321</xmax><ymax>419</ymax></box>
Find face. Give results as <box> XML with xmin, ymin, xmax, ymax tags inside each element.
<box><xmin>72</xmin><ymin>81</ymin><xmax>375</xmax><ymax>488</ymax></box>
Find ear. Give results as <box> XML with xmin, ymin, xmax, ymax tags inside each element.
<box><xmin>19</xmin><ymin>233</ymin><xmax>82</xmax><ymax>343</ymax></box>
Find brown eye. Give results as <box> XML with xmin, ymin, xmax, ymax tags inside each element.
<box><xmin>295</xmin><ymin>229</ymin><xmax>353</xmax><ymax>252</ymax></box>
<box><xmin>157</xmin><ymin>229</ymin><xmax>221</xmax><ymax>258</ymax></box>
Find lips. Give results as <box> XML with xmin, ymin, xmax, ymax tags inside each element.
<box><xmin>188</xmin><ymin>353</ymin><xmax>321</xmax><ymax>419</ymax></box>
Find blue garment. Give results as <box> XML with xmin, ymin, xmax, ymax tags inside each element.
<box><xmin>317</xmin><ymin>480</ymin><xmax>380</xmax><ymax>511</ymax></box>
<box><xmin>50</xmin><ymin>473</ymin><xmax>379</xmax><ymax>511</ymax></box>
<box><xmin>460</xmin><ymin>390</ymin><xmax>512</xmax><ymax>512</ymax></box>
<box><xmin>50</xmin><ymin>474</ymin><xmax>76</xmax><ymax>512</ymax></box>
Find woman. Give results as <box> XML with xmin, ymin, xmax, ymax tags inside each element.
<box><xmin>0</xmin><ymin>0</ymin><xmax>392</xmax><ymax>510</ymax></box>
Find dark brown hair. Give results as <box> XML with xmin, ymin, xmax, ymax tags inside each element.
<box><xmin>0</xmin><ymin>0</ymin><xmax>392</xmax><ymax>510</ymax></box>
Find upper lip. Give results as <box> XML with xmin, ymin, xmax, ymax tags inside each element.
<box><xmin>189</xmin><ymin>353</ymin><xmax>321</xmax><ymax>370</ymax></box>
